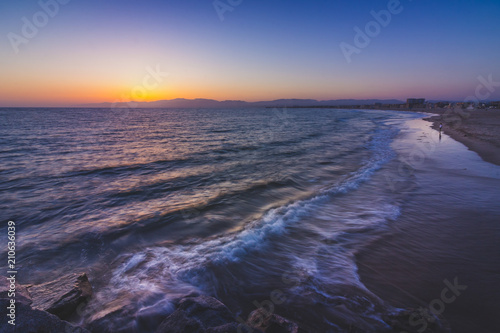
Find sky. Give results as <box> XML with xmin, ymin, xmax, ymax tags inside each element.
<box><xmin>1</xmin><ymin>0</ymin><xmax>500</xmax><ymax>107</ymax></box>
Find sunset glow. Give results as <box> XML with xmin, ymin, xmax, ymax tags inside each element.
<box><xmin>1</xmin><ymin>0</ymin><xmax>500</xmax><ymax>106</ymax></box>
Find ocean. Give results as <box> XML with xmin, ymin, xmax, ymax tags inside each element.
<box><xmin>1</xmin><ymin>108</ymin><xmax>499</xmax><ymax>332</ymax></box>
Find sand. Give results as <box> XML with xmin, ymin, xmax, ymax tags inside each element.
<box><xmin>422</xmin><ymin>108</ymin><xmax>500</xmax><ymax>166</ymax></box>
<box><xmin>355</xmin><ymin>114</ymin><xmax>500</xmax><ymax>333</ymax></box>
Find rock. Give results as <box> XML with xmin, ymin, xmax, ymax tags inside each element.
<box><xmin>87</xmin><ymin>298</ymin><xmax>175</xmax><ymax>333</ymax></box>
<box><xmin>206</xmin><ymin>323</ymin><xmax>240</xmax><ymax>333</ymax></box>
<box><xmin>382</xmin><ymin>308</ymin><xmax>451</xmax><ymax>333</ymax></box>
<box><xmin>0</xmin><ymin>275</ymin><xmax>32</xmax><ymax>305</ymax></box>
<box><xmin>28</xmin><ymin>273</ymin><xmax>93</xmax><ymax>320</ymax></box>
<box><xmin>0</xmin><ymin>298</ymin><xmax>90</xmax><ymax>333</ymax></box>
<box><xmin>137</xmin><ymin>299</ymin><xmax>177</xmax><ymax>332</ymax></box>
<box><xmin>86</xmin><ymin>302</ymin><xmax>136</xmax><ymax>333</ymax></box>
<box><xmin>246</xmin><ymin>308</ymin><xmax>299</xmax><ymax>333</ymax></box>
<box><xmin>156</xmin><ymin>295</ymin><xmax>239</xmax><ymax>333</ymax></box>
<box><xmin>157</xmin><ymin>306</ymin><xmax>204</xmax><ymax>332</ymax></box>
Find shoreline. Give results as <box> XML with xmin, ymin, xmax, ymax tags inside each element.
<box><xmin>287</xmin><ymin>106</ymin><xmax>500</xmax><ymax>167</ymax></box>
<box><xmin>355</xmin><ymin>117</ymin><xmax>500</xmax><ymax>333</ymax></box>
<box><xmin>419</xmin><ymin>108</ymin><xmax>500</xmax><ymax>166</ymax></box>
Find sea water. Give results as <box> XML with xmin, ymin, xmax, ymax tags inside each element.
<box><xmin>1</xmin><ymin>108</ymin><xmax>498</xmax><ymax>332</ymax></box>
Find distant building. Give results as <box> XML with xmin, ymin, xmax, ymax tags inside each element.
<box><xmin>406</xmin><ymin>98</ymin><xmax>426</xmax><ymax>109</ymax></box>
<box><xmin>435</xmin><ymin>102</ymin><xmax>450</xmax><ymax>108</ymax></box>
<box><xmin>488</xmin><ymin>101</ymin><xmax>500</xmax><ymax>109</ymax></box>
<box><xmin>453</xmin><ymin>102</ymin><xmax>476</xmax><ymax>109</ymax></box>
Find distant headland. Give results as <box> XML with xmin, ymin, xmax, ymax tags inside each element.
<box><xmin>78</xmin><ymin>98</ymin><xmax>500</xmax><ymax>110</ymax></box>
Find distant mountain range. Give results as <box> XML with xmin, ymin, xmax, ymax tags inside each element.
<box><xmin>80</xmin><ymin>98</ymin><xmax>405</xmax><ymax>109</ymax></box>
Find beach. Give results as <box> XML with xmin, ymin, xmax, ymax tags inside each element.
<box><xmin>423</xmin><ymin>108</ymin><xmax>500</xmax><ymax>166</ymax></box>
<box><xmin>356</xmin><ymin>114</ymin><xmax>500</xmax><ymax>333</ymax></box>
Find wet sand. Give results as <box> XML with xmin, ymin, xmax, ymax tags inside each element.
<box><xmin>355</xmin><ymin>117</ymin><xmax>500</xmax><ymax>333</ymax></box>
<box><xmin>423</xmin><ymin>108</ymin><xmax>500</xmax><ymax>166</ymax></box>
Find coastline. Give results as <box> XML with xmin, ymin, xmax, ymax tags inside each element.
<box><xmin>298</xmin><ymin>106</ymin><xmax>500</xmax><ymax>167</ymax></box>
<box><xmin>355</xmin><ymin>116</ymin><xmax>500</xmax><ymax>333</ymax></box>
<box><xmin>420</xmin><ymin>108</ymin><xmax>500</xmax><ymax>166</ymax></box>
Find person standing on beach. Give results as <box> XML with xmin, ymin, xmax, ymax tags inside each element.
<box><xmin>439</xmin><ymin>123</ymin><xmax>443</xmax><ymax>132</ymax></box>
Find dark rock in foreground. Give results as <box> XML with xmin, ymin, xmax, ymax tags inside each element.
<box><xmin>246</xmin><ymin>308</ymin><xmax>299</xmax><ymax>333</ymax></box>
<box><xmin>86</xmin><ymin>301</ymin><xmax>143</xmax><ymax>333</ymax></box>
<box><xmin>0</xmin><ymin>271</ymin><xmax>450</xmax><ymax>333</ymax></box>
<box><xmin>28</xmin><ymin>272</ymin><xmax>93</xmax><ymax>320</ymax></box>
<box><xmin>382</xmin><ymin>308</ymin><xmax>451</xmax><ymax>333</ymax></box>
<box><xmin>156</xmin><ymin>295</ymin><xmax>239</xmax><ymax>333</ymax></box>
<box><xmin>0</xmin><ymin>275</ymin><xmax>32</xmax><ymax>306</ymax></box>
<box><xmin>0</xmin><ymin>298</ymin><xmax>90</xmax><ymax>333</ymax></box>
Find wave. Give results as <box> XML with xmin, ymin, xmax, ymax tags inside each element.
<box><xmin>96</xmin><ymin>125</ymin><xmax>401</xmax><ymax>307</ymax></box>
<box><xmin>64</xmin><ymin>157</ymin><xmax>194</xmax><ymax>178</ymax></box>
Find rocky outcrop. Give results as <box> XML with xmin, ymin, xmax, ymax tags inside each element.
<box><xmin>246</xmin><ymin>308</ymin><xmax>299</xmax><ymax>333</ymax></box>
<box><xmin>152</xmin><ymin>294</ymin><xmax>306</xmax><ymax>333</ymax></box>
<box><xmin>0</xmin><ymin>275</ymin><xmax>32</xmax><ymax>306</ymax></box>
<box><xmin>1</xmin><ymin>272</ymin><xmax>449</xmax><ymax>333</ymax></box>
<box><xmin>382</xmin><ymin>308</ymin><xmax>451</xmax><ymax>333</ymax></box>
<box><xmin>86</xmin><ymin>301</ymin><xmax>142</xmax><ymax>333</ymax></box>
<box><xmin>27</xmin><ymin>272</ymin><xmax>93</xmax><ymax>320</ymax></box>
<box><xmin>156</xmin><ymin>295</ymin><xmax>240</xmax><ymax>333</ymax></box>
<box><xmin>0</xmin><ymin>273</ymin><xmax>93</xmax><ymax>333</ymax></box>
<box><xmin>0</xmin><ymin>298</ymin><xmax>90</xmax><ymax>333</ymax></box>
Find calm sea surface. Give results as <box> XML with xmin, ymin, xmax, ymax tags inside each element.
<box><xmin>1</xmin><ymin>108</ymin><xmax>499</xmax><ymax>332</ymax></box>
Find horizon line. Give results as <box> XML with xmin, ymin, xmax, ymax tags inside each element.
<box><xmin>1</xmin><ymin>96</ymin><xmax>497</xmax><ymax>109</ymax></box>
